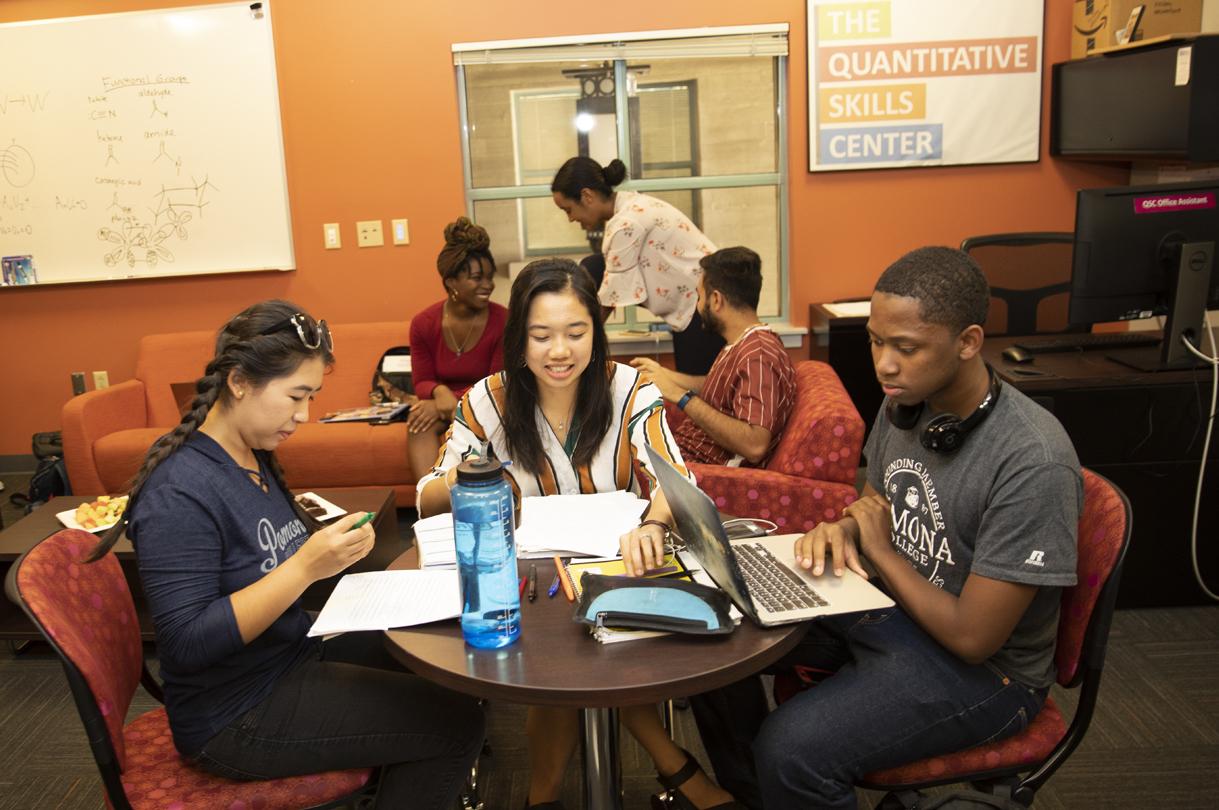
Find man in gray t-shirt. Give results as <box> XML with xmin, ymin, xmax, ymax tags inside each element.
<box><xmin>864</xmin><ymin>378</ymin><xmax>1081</xmax><ymax>688</ymax></box>
<box><xmin>689</xmin><ymin>247</ymin><xmax>1083</xmax><ymax>810</ymax></box>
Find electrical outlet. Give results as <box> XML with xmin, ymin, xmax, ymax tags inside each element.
<box><xmin>391</xmin><ymin>218</ymin><xmax>410</xmax><ymax>245</ymax></box>
<box><xmin>92</xmin><ymin>370</ymin><xmax>110</xmax><ymax>390</ymax></box>
<box><xmin>71</xmin><ymin>371</ymin><xmax>87</xmax><ymax>396</ymax></box>
<box><xmin>323</xmin><ymin>223</ymin><xmax>341</xmax><ymax>250</ymax></box>
<box><xmin>356</xmin><ymin>219</ymin><xmax>384</xmax><ymax>248</ymax></box>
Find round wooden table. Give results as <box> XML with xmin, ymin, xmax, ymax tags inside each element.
<box><xmin>384</xmin><ymin>551</ymin><xmax>807</xmax><ymax>810</ymax></box>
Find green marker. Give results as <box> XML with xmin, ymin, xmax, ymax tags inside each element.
<box><xmin>350</xmin><ymin>511</ymin><xmax>375</xmax><ymax>530</ymax></box>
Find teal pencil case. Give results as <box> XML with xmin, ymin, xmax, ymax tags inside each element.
<box><xmin>573</xmin><ymin>573</ymin><xmax>735</xmax><ymax>635</ymax></box>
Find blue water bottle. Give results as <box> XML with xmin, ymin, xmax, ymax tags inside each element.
<box><xmin>451</xmin><ymin>456</ymin><xmax>521</xmax><ymax>649</ymax></box>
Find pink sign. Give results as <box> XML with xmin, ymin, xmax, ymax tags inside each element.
<box><xmin>1133</xmin><ymin>192</ymin><xmax>1216</xmax><ymax>214</ymax></box>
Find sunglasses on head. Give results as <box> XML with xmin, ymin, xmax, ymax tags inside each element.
<box><xmin>258</xmin><ymin>313</ymin><xmax>333</xmax><ymax>352</ymax></box>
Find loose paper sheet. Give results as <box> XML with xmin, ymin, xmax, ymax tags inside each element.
<box><xmin>307</xmin><ymin>570</ymin><xmax>461</xmax><ymax>636</ymax></box>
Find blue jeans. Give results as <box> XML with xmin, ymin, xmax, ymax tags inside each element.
<box><xmin>692</xmin><ymin>607</ymin><xmax>1046</xmax><ymax>810</ymax></box>
<box><xmin>194</xmin><ymin>633</ymin><xmax>485</xmax><ymax>809</ymax></box>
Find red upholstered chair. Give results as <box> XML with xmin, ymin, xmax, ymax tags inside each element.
<box><xmin>688</xmin><ymin>360</ymin><xmax>865</xmax><ymax>532</ymax></box>
<box><xmin>4</xmin><ymin>528</ymin><xmax>375</xmax><ymax>810</ymax></box>
<box><xmin>855</xmin><ymin>469</ymin><xmax>1131</xmax><ymax>807</ymax></box>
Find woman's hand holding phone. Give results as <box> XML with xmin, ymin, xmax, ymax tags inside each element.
<box><xmin>297</xmin><ymin>511</ymin><xmax>376</xmax><ymax>582</ymax></box>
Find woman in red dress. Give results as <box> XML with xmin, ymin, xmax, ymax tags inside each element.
<box><xmin>407</xmin><ymin>217</ymin><xmax>507</xmax><ymax>479</ymax></box>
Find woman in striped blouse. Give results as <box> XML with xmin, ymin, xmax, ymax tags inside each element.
<box><xmin>418</xmin><ymin>259</ymin><xmax>741</xmax><ymax>809</ymax></box>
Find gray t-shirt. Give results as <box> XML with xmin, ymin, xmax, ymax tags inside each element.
<box><xmin>864</xmin><ymin>383</ymin><xmax>1081</xmax><ymax>688</ymax></box>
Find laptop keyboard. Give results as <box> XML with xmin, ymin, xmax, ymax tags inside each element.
<box><xmin>734</xmin><ymin>543</ymin><xmax>828</xmax><ymax>613</ymax></box>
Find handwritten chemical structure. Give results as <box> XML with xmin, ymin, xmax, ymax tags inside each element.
<box><xmin>1</xmin><ymin>141</ymin><xmax>36</xmax><ymax>187</ymax></box>
<box><xmin>152</xmin><ymin>139</ymin><xmax>182</xmax><ymax>175</ymax></box>
<box><xmin>97</xmin><ymin>174</ymin><xmax>216</xmax><ymax>268</ymax></box>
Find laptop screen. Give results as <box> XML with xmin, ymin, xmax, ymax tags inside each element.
<box><xmin>645</xmin><ymin>445</ymin><xmax>757</xmax><ymax>618</ymax></box>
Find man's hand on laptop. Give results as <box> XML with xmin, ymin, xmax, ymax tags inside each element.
<box><xmin>842</xmin><ymin>495</ymin><xmax>894</xmax><ymax>563</ymax></box>
<box><xmin>794</xmin><ymin>515</ymin><xmax>869</xmax><ymax>579</ymax></box>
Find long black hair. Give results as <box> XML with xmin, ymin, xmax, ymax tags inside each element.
<box><xmin>500</xmin><ymin>259</ymin><xmax>612</xmax><ymax>475</ymax></box>
<box><xmin>550</xmin><ymin>156</ymin><xmax>627</xmax><ymax>202</ymax></box>
<box><xmin>87</xmin><ymin>300</ymin><xmax>335</xmax><ymax>562</ymax></box>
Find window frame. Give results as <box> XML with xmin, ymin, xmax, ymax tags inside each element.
<box><xmin>454</xmin><ymin>25</ymin><xmax>791</xmax><ymax>326</ymax></box>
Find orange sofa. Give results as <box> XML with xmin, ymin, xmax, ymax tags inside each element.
<box><xmin>61</xmin><ymin>321</ymin><xmax>416</xmax><ymax>505</ymax></box>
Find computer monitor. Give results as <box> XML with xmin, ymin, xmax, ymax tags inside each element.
<box><xmin>1069</xmin><ymin>180</ymin><xmax>1217</xmax><ymax>371</ymax></box>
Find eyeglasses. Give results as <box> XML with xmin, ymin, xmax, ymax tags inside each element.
<box><xmin>259</xmin><ymin>313</ymin><xmax>333</xmax><ymax>352</ymax></box>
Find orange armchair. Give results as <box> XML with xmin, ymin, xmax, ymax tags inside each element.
<box><xmin>61</xmin><ymin>321</ymin><xmax>417</xmax><ymax>504</ymax></box>
<box><xmin>689</xmin><ymin>361</ymin><xmax>866</xmax><ymax>533</ymax></box>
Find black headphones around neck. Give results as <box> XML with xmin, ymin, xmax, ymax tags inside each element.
<box><xmin>887</xmin><ymin>366</ymin><xmax>1002</xmax><ymax>454</ymax></box>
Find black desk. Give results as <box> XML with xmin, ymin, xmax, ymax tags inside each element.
<box><xmin>984</xmin><ymin>336</ymin><xmax>1219</xmax><ymax>607</ymax></box>
<box><xmin>809</xmin><ymin>303</ymin><xmax>881</xmax><ymax>441</ymax></box>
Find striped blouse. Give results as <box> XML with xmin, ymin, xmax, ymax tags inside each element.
<box><xmin>416</xmin><ymin>361</ymin><xmax>693</xmax><ymax>504</ymax></box>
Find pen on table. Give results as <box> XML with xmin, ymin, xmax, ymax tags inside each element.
<box><xmin>553</xmin><ymin>554</ymin><xmax>576</xmax><ymax>602</ymax></box>
<box><xmin>518</xmin><ymin>576</ymin><xmax>527</xmax><ymax>598</ymax></box>
<box><xmin>527</xmin><ymin>563</ymin><xmax>538</xmax><ymax>602</ymax></box>
<box><xmin>547</xmin><ymin>573</ymin><xmax>561</xmax><ymax>598</ymax></box>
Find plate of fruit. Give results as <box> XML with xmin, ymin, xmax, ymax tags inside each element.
<box><xmin>57</xmin><ymin>495</ymin><xmax>130</xmax><ymax>533</ymax></box>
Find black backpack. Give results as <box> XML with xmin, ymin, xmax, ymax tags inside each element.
<box><xmin>9</xmin><ymin>431</ymin><xmax>72</xmax><ymax>515</ymax></box>
<box><xmin>370</xmin><ymin>346</ymin><xmax>413</xmax><ymax>405</ymax></box>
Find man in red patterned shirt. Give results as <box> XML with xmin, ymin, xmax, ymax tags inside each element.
<box><xmin>632</xmin><ymin>246</ymin><xmax>796</xmax><ymax>466</ymax></box>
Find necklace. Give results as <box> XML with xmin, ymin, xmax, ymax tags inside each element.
<box><xmin>545</xmin><ymin>400</ymin><xmax>577</xmax><ymax>435</ymax></box>
<box><xmin>443</xmin><ymin>301</ymin><xmax>480</xmax><ymax>357</ymax></box>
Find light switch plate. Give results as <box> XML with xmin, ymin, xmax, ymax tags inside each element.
<box><xmin>391</xmin><ymin>218</ymin><xmax>409</xmax><ymax>245</ymax></box>
<box><xmin>92</xmin><ymin>370</ymin><xmax>110</xmax><ymax>390</ymax></box>
<box><xmin>323</xmin><ymin>223</ymin><xmax>341</xmax><ymax>249</ymax></box>
<box><xmin>357</xmin><ymin>219</ymin><xmax>384</xmax><ymax>248</ymax></box>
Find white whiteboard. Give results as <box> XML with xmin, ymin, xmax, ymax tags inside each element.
<box><xmin>0</xmin><ymin>1</ymin><xmax>294</xmax><ymax>286</ymax></box>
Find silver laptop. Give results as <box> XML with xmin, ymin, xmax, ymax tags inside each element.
<box><xmin>647</xmin><ymin>446</ymin><xmax>894</xmax><ymax>628</ymax></box>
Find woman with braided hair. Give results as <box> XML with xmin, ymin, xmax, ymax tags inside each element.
<box><xmin>406</xmin><ymin>216</ymin><xmax>507</xmax><ymax>479</ymax></box>
<box><xmin>89</xmin><ymin>300</ymin><xmax>484</xmax><ymax>808</ymax></box>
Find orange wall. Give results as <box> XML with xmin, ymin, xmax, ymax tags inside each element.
<box><xmin>0</xmin><ymin>0</ymin><xmax>1126</xmax><ymax>457</ymax></box>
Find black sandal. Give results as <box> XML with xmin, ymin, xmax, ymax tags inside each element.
<box><xmin>651</xmin><ymin>747</ymin><xmax>746</xmax><ymax>810</ymax></box>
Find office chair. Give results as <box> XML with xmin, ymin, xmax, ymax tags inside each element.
<box><xmin>961</xmin><ymin>232</ymin><xmax>1079</xmax><ymax>336</ymax></box>
<box><xmin>5</xmin><ymin>528</ymin><xmax>375</xmax><ymax>810</ymax></box>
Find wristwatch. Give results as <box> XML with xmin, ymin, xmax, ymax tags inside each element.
<box><xmin>677</xmin><ymin>390</ymin><xmax>696</xmax><ymax>410</ymax></box>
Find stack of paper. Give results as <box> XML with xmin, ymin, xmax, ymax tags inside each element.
<box><xmin>413</xmin><ymin>512</ymin><xmax>457</xmax><ymax>569</ymax></box>
<box><xmin>410</xmin><ymin>492</ymin><xmax>651</xmax><ymax>562</ymax></box>
<box><xmin>307</xmin><ymin>570</ymin><xmax>461</xmax><ymax>637</ymax></box>
<box><xmin>516</xmin><ymin>492</ymin><xmax>650</xmax><ymax>558</ymax></box>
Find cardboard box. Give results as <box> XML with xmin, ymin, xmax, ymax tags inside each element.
<box><xmin>1072</xmin><ymin>1</ymin><xmax>1205</xmax><ymax>58</ymax></box>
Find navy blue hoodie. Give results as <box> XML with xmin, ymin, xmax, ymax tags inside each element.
<box><xmin>129</xmin><ymin>432</ymin><xmax>316</xmax><ymax>755</ymax></box>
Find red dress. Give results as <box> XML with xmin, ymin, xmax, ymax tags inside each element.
<box><xmin>409</xmin><ymin>300</ymin><xmax>506</xmax><ymax>401</ymax></box>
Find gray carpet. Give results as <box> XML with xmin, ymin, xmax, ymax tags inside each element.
<box><xmin>2</xmin><ymin>470</ymin><xmax>1217</xmax><ymax>808</ymax></box>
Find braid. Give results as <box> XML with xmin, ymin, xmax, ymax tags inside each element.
<box><xmin>86</xmin><ymin>364</ymin><xmax>226</xmax><ymax>562</ymax></box>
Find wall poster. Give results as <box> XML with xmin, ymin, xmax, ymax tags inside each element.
<box><xmin>808</xmin><ymin>1</ymin><xmax>1045</xmax><ymax>172</ymax></box>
